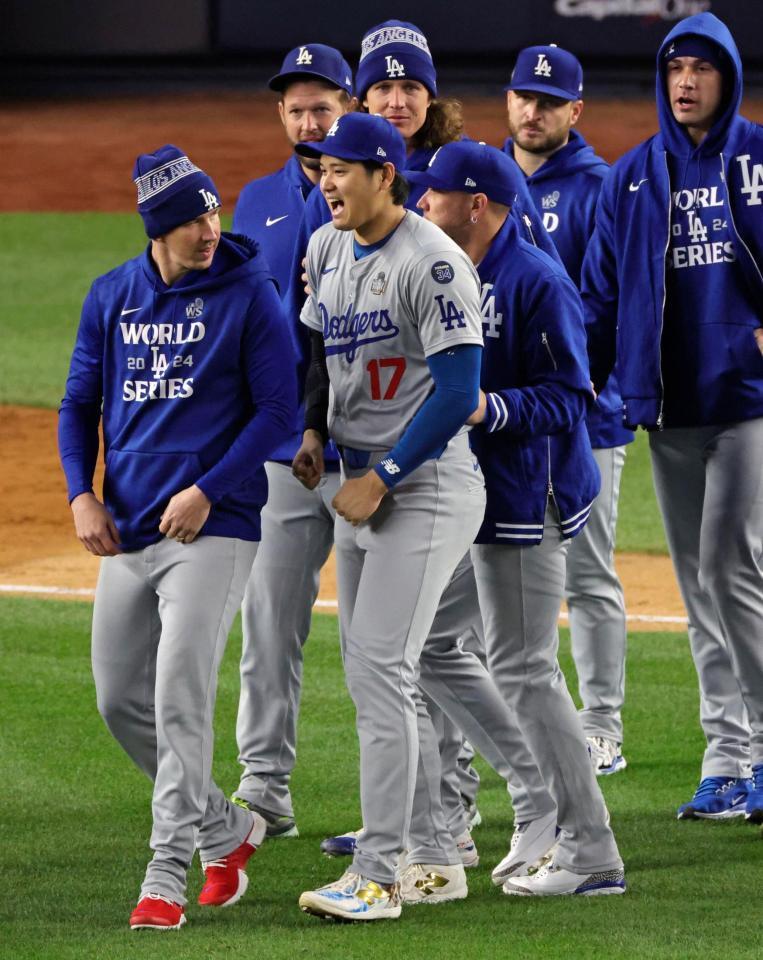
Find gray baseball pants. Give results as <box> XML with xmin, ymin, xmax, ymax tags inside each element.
<box><xmin>91</xmin><ymin>536</ymin><xmax>257</xmax><ymax>905</ymax></box>
<box><xmin>235</xmin><ymin>461</ymin><xmax>339</xmax><ymax>817</ymax></box>
<box><xmin>650</xmin><ymin>419</ymin><xmax>763</xmax><ymax>772</ymax></box>
<box><xmin>472</xmin><ymin>505</ymin><xmax>623</xmax><ymax>875</ymax></box>
<box><xmin>335</xmin><ymin>436</ymin><xmax>485</xmax><ymax>884</ymax></box>
<box><xmin>566</xmin><ymin>444</ymin><xmax>628</xmax><ymax>744</ymax></box>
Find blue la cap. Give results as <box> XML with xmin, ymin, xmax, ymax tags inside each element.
<box><xmin>295</xmin><ymin>112</ymin><xmax>407</xmax><ymax>171</ymax></box>
<box><xmin>356</xmin><ymin>20</ymin><xmax>437</xmax><ymax>99</ymax></box>
<box><xmin>268</xmin><ymin>43</ymin><xmax>353</xmax><ymax>95</ymax></box>
<box><xmin>406</xmin><ymin>140</ymin><xmax>524</xmax><ymax>207</ymax></box>
<box><xmin>505</xmin><ymin>44</ymin><xmax>583</xmax><ymax>101</ymax></box>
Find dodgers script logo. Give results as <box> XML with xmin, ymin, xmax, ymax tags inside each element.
<box><xmin>319</xmin><ymin>302</ymin><xmax>400</xmax><ymax>363</ymax></box>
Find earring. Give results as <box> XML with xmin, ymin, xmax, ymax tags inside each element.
<box><xmin>470</xmin><ymin>216</ymin><xmax>478</xmax><ymax>224</ymax></box>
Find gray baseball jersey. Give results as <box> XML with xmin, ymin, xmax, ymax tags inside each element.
<box><xmin>301</xmin><ymin>211</ymin><xmax>483</xmax><ymax>450</ymax></box>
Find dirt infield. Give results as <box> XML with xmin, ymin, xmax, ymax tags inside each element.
<box><xmin>9</xmin><ymin>90</ymin><xmax>755</xmax><ymax>627</ymax></box>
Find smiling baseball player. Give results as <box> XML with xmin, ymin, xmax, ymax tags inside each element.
<box><xmin>291</xmin><ymin>112</ymin><xmax>487</xmax><ymax>921</ymax></box>
<box><xmin>57</xmin><ymin>144</ymin><xmax>296</xmax><ymax>929</ymax></box>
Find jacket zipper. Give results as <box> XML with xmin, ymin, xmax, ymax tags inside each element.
<box><xmin>541</xmin><ymin>331</ymin><xmax>558</xmax><ymax>370</ymax></box>
<box><xmin>656</xmin><ymin>150</ymin><xmax>671</xmax><ymax>430</ymax></box>
<box><xmin>523</xmin><ymin>213</ymin><xmax>537</xmax><ymax>247</ymax></box>
<box><xmin>547</xmin><ymin>435</ymin><xmax>554</xmax><ymax>498</ymax></box>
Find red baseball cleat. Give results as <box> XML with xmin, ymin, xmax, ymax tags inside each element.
<box><xmin>129</xmin><ymin>893</ymin><xmax>186</xmax><ymax>930</ymax></box>
<box><xmin>198</xmin><ymin>812</ymin><xmax>267</xmax><ymax>908</ymax></box>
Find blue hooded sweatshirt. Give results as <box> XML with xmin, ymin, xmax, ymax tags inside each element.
<box><xmin>470</xmin><ymin>214</ymin><xmax>600</xmax><ymax>546</ymax></box>
<box><xmin>582</xmin><ymin>12</ymin><xmax>763</xmax><ymax>430</ymax></box>
<box><xmin>504</xmin><ymin>129</ymin><xmax>634</xmax><ymax>448</ymax></box>
<box><xmin>58</xmin><ymin>233</ymin><xmax>297</xmax><ymax>552</ymax></box>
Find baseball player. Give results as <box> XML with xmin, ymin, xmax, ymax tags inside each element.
<box><xmin>503</xmin><ymin>45</ymin><xmax>634</xmax><ymax>776</ymax></box>
<box><xmin>292</xmin><ymin>112</ymin><xmax>487</xmax><ymax>921</ymax></box>
<box><xmin>582</xmin><ymin>12</ymin><xmax>763</xmax><ymax>822</ymax></box>
<box><xmin>413</xmin><ymin>140</ymin><xmax>626</xmax><ymax>896</ymax></box>
<box><xmin>283</xmin><ymin>19</ymin><xmax>487</xmax><ymax>847</ymax></box>
<box><xmin>230</xmin><ymin>44</ymin><xmax>354</xmax><ymax>840</ymax></box>
<box><xmin>294</xmin><ymin>21</ymin><xmax>562</xmax><ymax>857</ymax></box>
<box><xmin>58</xmin><ymin>145</ymin><xmax>296</xmax><ymax>929</ymax></box>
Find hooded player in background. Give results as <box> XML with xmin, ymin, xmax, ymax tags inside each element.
<box><xmin>503</xmin><ymin>44</ymin><xmax>634</xmax><ymax>777</ymax></box>
<box><xmin>582</xmin><ymin>12</ymin><xmax>763</xmax><ymax>823</ymax></box>
<box><xmin>414</xmin><ymin>140</ymin><xmax>625</xmax><ymax>897</ymax></box>
<box><xmin>230</xmin><ymin>44</ymin><xmax>354</xmax><ymax>841</ymax></box>
<box><xmin>58</xmin><ymin>145</ymin><xmax>296</xmax><ymax>929</ymax></box>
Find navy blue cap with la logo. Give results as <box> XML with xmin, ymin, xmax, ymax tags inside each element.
<box><xmin>268</xmin><ymin>43</ymin><xmax>353</xmax><ymax>95</ymax></box>
<box><xmin>406</xmin><ymin>140</ymin><xmax>524</xmax><ymax>208</ymax></box>
<box><xmin>505</xmin><ymin>44</ymin><xmax>584</xmax><ymax>101</ymax></box>
<box><xmin>295</xmin><ymin>112</ymin><xmax>406</xmax><ymax>171</ymax></box>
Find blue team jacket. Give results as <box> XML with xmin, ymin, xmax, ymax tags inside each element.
<box><xmin>470</xmin><ymin>215</ymin><xmax>600</xmax><ymax>545</ymax></box>
<box><xmin>58</xmin><ymin>234</ymin><xmax>297</xmax><ymax>551</ymax></box>
<box><xmin>233</xmin><ymin>154</ymin><xmax>314</xmax><ymax>298</ymax></box>
<box><xmin>582</xmin><ymin>12</ymin><xmax>763</xmax><ymax>429</ymax></box>
<box><xmin>504</xmin><ymin>130</ymin><xmax>633</xmax><ymax>450</ymax></box>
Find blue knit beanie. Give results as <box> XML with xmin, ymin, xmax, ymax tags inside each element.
<box><xmin>133</xmin><ymin>144</ymin><xmax>220</xmax><ymax>239</ymax></box>
<box><xmin>356</xmin><ymin>20</ymin><xmax>437</xmax><ymax>100</ymax></box>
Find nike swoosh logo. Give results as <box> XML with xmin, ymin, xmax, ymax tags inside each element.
<box><xmin>321</xmin><ymin>266</ymin><xmax>337</xmax><ymax>276</ymax></box>
<box><xmin>629</xmin><ymin>179</ymin><xmax>648</xmax><ymax>192</ymax></box>
<box><xmin>120</xmin><ymin>307</ymin><xmax>142</xmax><ymax>316</ymax></box>
<box><xmin>266</xmin><ymin>215</ymin><xmax>289</xmax><ymax>226</ymax></box>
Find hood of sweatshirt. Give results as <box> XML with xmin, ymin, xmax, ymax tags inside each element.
<box><xmin>139</xmin><ymin>232</ymin><xmax>272</xmax><ymax>295</ymax></box>
<box><xmin>656</xmin><ymin>12</ymin><xmax>743</xmax><ymax>159</ymax></box>
<box><xmin>503</xmin><ymin>129</ymin><xmax>609</xmax><ymax>183</ymax></box>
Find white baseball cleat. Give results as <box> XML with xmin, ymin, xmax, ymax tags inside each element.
<box><xmin>587</xmin><ymin>736</ymin><xmax>627</xmax><ymax>776</ymax></box>
<box><xmin>502</xmin><ymin>860</ymin><xmax>626</xmax><ymax>897</ymax></box>
<box><xmin>400</xmin><ymin>862</ymin><xmax>468</xmax><ymax>905</ymax></box>
<box><xmin>490</xmin><ymin>810</ymin><xmax>558</xmax><ymax>886</ymax></box>
<box><xmin>299</xmin><ymin>870</ymin><xmax>401</xmax><ymax>921</ymax></box>
<box><xmin>454</xmin><ymin>829</ymin><xmax>480</xmax><ymax>868</ymax></box>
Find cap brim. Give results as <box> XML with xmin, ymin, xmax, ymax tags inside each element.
<box><xmin>504</xmin><ymin>82</ymin><xmax>579</xmax><ymax>101</ymax></box>
<box><xmin>294</xmin><ymin>141</ymin><xmax>385</xmax><ymax>164</ymax></box>
<box><xmin>405</xmin><ymin>169</ymin><xmax>458</xmax><ymax>192</ymax></box>
<box><xmin>269</xmin><ymin>70</ymin><xmax>349</xmax><ymax>92</ymax></box>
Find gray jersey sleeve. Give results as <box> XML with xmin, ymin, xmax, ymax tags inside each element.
<box><xmin>404</xmin><ymin>247</ymin><xmax>484</xmax><ymax>357</ymax></box>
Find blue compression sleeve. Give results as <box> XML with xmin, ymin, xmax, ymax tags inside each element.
<box><xmin>373</xmin><ymin>343</ymin><xmax>481</xmax><ymax>489</ymax></box>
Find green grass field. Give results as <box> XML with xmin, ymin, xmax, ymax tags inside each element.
<box><xmin>2</xmin><ymin>596</ymin><xmax>759</xmax><ymax>960</ymax></box>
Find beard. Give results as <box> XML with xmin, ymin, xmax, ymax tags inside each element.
<box><xmin>509</xmin><ymin>121</ymin><xmax>569</xmax><ymax>156</ymax></box>
<box><xmin>297</xmin><ymin>153</ymin><xmax>322</xmax><ymax>171</ymax></box>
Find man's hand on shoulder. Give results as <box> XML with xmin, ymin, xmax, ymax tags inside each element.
<box><xmin>159</xmin><ymin>484</ymin><xmax>211</xmax><ymax>544</ymax></box>
<box><xmin>292</xmin><ymin>429</ymin><xmax>326</xmax><ymax>490</ymax></box>
<box><xmin>71</xmin><ymin>492</ymin><xmax>122</xmax><ymax>556</ymax></box>
<box><xmin>333</xmin><ymin>470</ymin><xmax>388</xmax><ymax>526</ymax></box>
